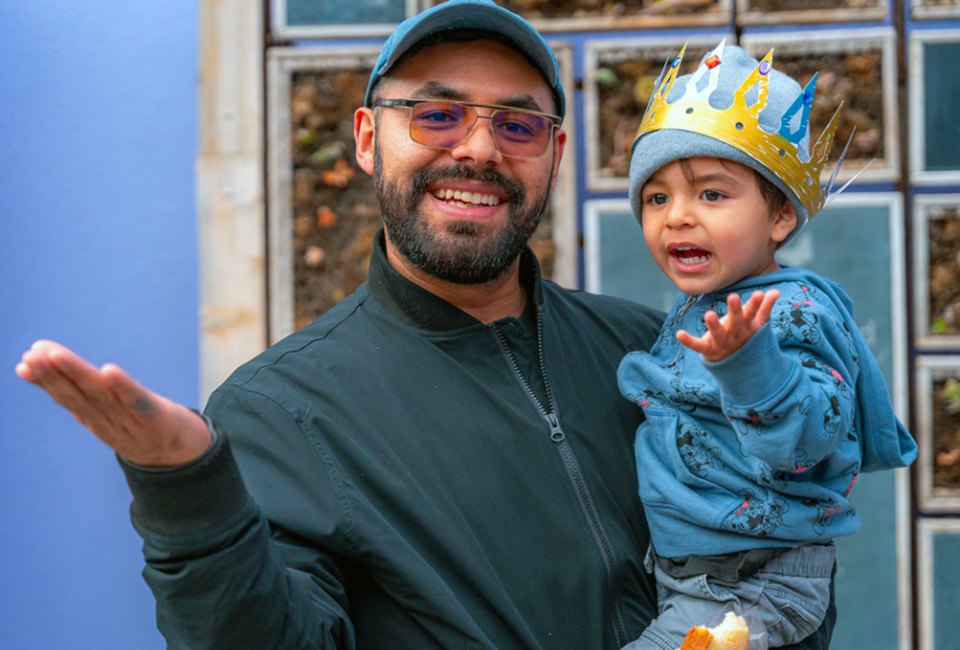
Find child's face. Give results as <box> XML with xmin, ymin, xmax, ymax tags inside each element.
<box><xmin>639</xmin><ymin>157</ymin><xmax>797</xmax><ymax>295</ymax></box>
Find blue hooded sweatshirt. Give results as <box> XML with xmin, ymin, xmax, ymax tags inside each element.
<box><xmin>618</xmin><ymin>267</ymin><xmax>916</xmax><ymax>558</ymax></box>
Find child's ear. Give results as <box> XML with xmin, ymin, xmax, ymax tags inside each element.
<box><xmin>771</xmin><ymin>201</ymin><xmax>798</xmax><ymax>244</ymax></box>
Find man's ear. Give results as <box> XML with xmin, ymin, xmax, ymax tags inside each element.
<box><xmin>771</xmin><ymin>201</ymin><xmax>799</xmax><ymax>245</ymax></box>
<box><xmin>355</xmin><ymin>107</ymin><xmax>376</xmax><ymax>176</ymax></box>
<box><xmin>548</xmin><ymin>129</ymin><xmax>567</xmax><ymax>192</ymax></box>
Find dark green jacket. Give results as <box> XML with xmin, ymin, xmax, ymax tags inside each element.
<box><xmin>122</xmin><ymin>233</ymin><xmax>834</xmax><ymax>649</ymax></box>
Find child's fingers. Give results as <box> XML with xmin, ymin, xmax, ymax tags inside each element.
<box><xmin>703</xmin><ymin>310</ymin><xmax>729</xmax><ymax>346</ymax></box>
<box><xmin>755</xmin><ymin>290</ymin><xmax>781</xmax><ymax>326</ymax></box>
<box><xmin>739</xmin><ymin>291</ymin><xmax>764</xmax><ymax>323</ymax></box>
<box><xmin>676</xmin><ymin>328</ymin><xmax>709</xmax><ymax>354</ymax></box>
<box><xmin>726</xmin><ymin>292</ymin><xmax>744</xmax><ymax>324</ymax></box>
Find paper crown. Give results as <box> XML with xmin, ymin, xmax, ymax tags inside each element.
<box><xmin>632</xmin><ymin>40</ymin><xmax>855</xmax><ymax>223</ymax></box>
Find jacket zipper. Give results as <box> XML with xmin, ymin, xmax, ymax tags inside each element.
<box><xmin>490</xmin><ymin>308</ymin><xmax>628</xmax><ymax>647</ymax></box>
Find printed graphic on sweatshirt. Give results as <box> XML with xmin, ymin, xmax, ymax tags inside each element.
<box><xmin>798</xmin><ymin>352</ymin><xmax>852</xmax><ymax>399</ymax></box>
<box><xmin>730</xmin><ymin>407</ymin><xmax>786</xmax><ymax>453</ymax></box>
<box><xmin>798</xmin><ymin>390</ymin><xmax>845</xmax><ymax>438</ymax></box>
<box><xmin>692</xmin><ymin>297</ymin><xmax>730</xmax><ymax>337</ymax></box>
<box><xmin>727</xmin><ymin>489</ymin><xmax>788</xmax><ymax>537</ymax></box>
<box><xmin>757</xmin><ymin>449</ymin><xmax>812</xmax><ymax>491</ymax></box>
<box><xmin>773</xmin><ymin>284</ymin><xmax>822</xmax><ymax>345</ymax></box>
<box><xmin>676</xmin><ymin>423</ymin><xmax>725</xmax><ymax>478</ymax></box>
<box><xmin>801</xmin><ymin>493</ymin><xmax>847</xmax><ymax>537</ymax></box>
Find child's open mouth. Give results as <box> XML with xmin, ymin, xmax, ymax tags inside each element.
<box><xmin>671</xmin><ymin>246</ymin><xmax>711</xmax><ymax>265</ymax></box>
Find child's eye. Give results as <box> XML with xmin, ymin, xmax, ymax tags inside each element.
<box><xmin>645</xmin><ymin>193</ymin><xmax>669</xmax><ymax>206</ymax></box>
<box><xmin>701</xmin><ymin>190</ymin><xmax>725</xmax><ymax>202</ymax></box>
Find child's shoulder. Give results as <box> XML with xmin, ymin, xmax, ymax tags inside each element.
<box><xmin>733</xmin><ymin>267</ymin><xmax>851</xmax><ymax>308</ymax></box>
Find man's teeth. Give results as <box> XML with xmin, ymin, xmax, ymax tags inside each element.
<box><xmin>433</xmin><ymin>188</ymin><xmax>501</xmax><ymax>206</ymax></box>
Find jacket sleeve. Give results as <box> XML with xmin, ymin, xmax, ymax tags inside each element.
<box><xmin>120</xmin><ymin>388</ymin><xmax>355</xmax><ymax>650</ymax></box>
<box><xmin>704</xmin><ymin>291</ymin><xmax>859</xmax><ymax>472</ymax></box>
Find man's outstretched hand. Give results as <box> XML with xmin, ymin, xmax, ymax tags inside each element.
<box><xmin>676</xmin><ymin>289</ymin><xmax>780</xmax><ymax>363</ymax></box>
<box><xmin>16</xmin><ymin>340</ymin><xmax>212</xmax><ymax>467</ymax></box>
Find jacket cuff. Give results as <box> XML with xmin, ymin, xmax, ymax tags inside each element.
<box><xmin>118</xmin><ymin>416</ymin><xmax>251</xmax><ymax>538</ymax></box>
<box><xmin>704</xmin><ymin>323</ymin><xmax>796</xmax><ymax>407</ymax></box>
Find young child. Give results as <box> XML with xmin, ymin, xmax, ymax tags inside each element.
<box><xmin>617</xmin><ymin>41</ymin><xmax>917</xmax><ymax>649</ymax></box>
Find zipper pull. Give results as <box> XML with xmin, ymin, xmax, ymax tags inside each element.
<box><xmin>677</xmin><ymin>293</ymin><xmax>699</xmax><ymax>317</ymax></box>
<box><xmin>545</xmin><ymin>413</ymin><xmax>564</xmax><ymax>442</ymax></box>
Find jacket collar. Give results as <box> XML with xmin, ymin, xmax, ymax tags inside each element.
<box><xmin>366</xmin><ymin>229</ymin><xmax>544</xmax><ymax>331</ymax></box>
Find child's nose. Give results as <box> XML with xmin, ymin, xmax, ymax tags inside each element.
<box><xmin>665</xmin><ymin>197</ymin><xmax>696</xmax><ymax>227</ymax></box>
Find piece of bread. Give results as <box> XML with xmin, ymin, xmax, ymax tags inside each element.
<box><xmin>706</xmin><ymin>611</ymin><xmax>750</xmax><ymax>650</ymax></box>
<box><xmin>678</xmin><ymin>625</ymin><xmax>713</xmax><ymax>650</ymax></box>
<box><xmin>679</xmin><ymin>611</ymin><xmax>749</xmax><ymax>650</ymax></box>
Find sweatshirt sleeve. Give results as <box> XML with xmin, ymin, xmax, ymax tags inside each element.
<box><xmin>704</xmin><ymin>287</ymin><xmax>859</xmax><ymax>472</ymax></box>
<box><xmin>118</xmin><ymin>391</ymin><xmax>355</xmax><ymax>650</ymax></box>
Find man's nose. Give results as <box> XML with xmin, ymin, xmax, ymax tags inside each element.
<box><xmin>449</xmin><ymin>116</ymin><xmax>503</xmax><ymax>166</ymax></box>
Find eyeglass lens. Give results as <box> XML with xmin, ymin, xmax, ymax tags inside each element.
<box><xmin>408</xmin><ymin>102</ymin><xmax>552</xmax><ymax>158</ymax></box>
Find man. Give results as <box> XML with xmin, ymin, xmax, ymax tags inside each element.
<box><xmin>16</xmin><ymin>1</ymin><xmax>835</xmax><ymax>647</ymax></box>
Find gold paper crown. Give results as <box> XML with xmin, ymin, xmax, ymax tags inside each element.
<box><xmin>635</xmin><ymin>40</ymin><xmax>854</xmax><ymax>220</ymax></box>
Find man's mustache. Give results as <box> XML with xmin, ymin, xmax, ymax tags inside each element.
<box><xmin>410</xmin><ymin>164</ymin><xmax>525</xmax><ymax>205</ymax></box>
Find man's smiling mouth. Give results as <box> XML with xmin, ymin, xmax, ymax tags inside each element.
<box><xmin>432</xmin><ymin>188</ymin><xmax>502</xmax><ymax>208</ymax></box>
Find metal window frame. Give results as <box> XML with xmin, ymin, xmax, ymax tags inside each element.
<box><xmin>908</xmin><ymin>29</ymin><xmax>960</xmax><ymax>186</ymax></box>
<box><xmin>582</xmin><ymin>34</ymin><xmax>732</xmax><ymax>193</ymax></box>
<box><xmin>913</xmin><ymin>193</ymin><xmax>960</xmax><ymax>349</ymax></box>
<box><xmin>915</xmin><ymin>355</ymin><xmax>960</xmax><ymax>513</ymax></box>
<box><xmin>583</xmin><ymin>191</ymin><xmax>913</xmax><ymax>650</ymax></box>
<box><xmin>917</xmin><ymin>517</ymin><xmax>960</xmax><ymax>650</ymax></box>
<box><xmin>418</xmin><ymin>0</ymin><xmax>732</xmax><ymax>32</ymax></box>
<box><xmin>735</xmin><ymin>0</ymin><xmax>887</xmax><ymax>26</ymax></box>
<box><xmin>266</xmin><ymin>43</ymin><xmax>579</xmax><ymax>343</ymax></box>
<box><xmin>740</xmin><ymin>28</ymin><xmax>900</xmax><ymax>185</ymax></box>
<box><xmin>911</xmin><ymin>0</ymin><xmax>960</xmax><ymax>21</ymax></box>
<box><xmin>271</xmin><ymin>0</ymin><xmax>419</xmax><ymax>40</ymax></box>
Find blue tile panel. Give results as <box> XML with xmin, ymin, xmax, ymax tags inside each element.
<box><xmin>933</xmin><ymin>530</ymin><xmax>960</xmax><ymax>649</ymax></box>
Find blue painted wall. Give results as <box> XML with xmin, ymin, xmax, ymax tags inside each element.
<box><xmin>0</xmin><ymin>2</ymin><xmax>198</xmax><ymax>648</ymax></box>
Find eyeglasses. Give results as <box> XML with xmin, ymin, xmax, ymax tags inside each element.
<box><xmin>371</xmin><ymin>98</ymin><xmax>561</xmax><ymax>159</ymax></box>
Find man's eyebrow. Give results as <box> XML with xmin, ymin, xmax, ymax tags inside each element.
<box><xmin>409</xmin><ymin>82</ymin><xmax>468</xmax><ymax>101</ymax></box>
<box><xmin>493</xmin><ymin>94</ymin><xmax>546</xmax><ymax>112</ymax></box>
<box><xmin>409</xmin><ymin>82</ymin><xmax>546</xmax><ymax>112</ymax></box>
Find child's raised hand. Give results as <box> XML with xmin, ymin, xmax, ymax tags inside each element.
<box><xmin>676</xmin><ymin>289</ymin><xmax>780</xmax><ymax>362</ymax></box>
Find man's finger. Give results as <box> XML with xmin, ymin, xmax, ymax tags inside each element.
<box><xmin>48</xmin><ymin>346</ymin><xmax>120</xmax><ymax>409</ymax></box>
<box><xmin>25</xmin><ymin>358</ymin><xmax>121</xmax><ymax>436</ymax></box>
<box><xmin>21</xmin><ymin>345</ymin><xmax>92</xmax><ymax>405</ymax></box>
<box><xmin>15</xmin><ymin>363</ymin><xmax>35</xmax><ymax>383</ymax></box>
<box><xmin>20</xmin><ymin>343</ymin><xmax>126</xmax><ymax>440</ymax></box>
<box><xmin>102</xmin><ymin>363</ymin><xmax>163</xmax><ymax>423</ymax></box>
<box><xmin>18</xmin><ymin>343</ymin><xmax>57</xmax><ymax>383</ymax></box>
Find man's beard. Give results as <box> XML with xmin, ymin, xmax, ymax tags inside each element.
<box><xmin>374</xmin><ymin>145</ymin><xmax>551</xmax><ymax>285</ymax></box>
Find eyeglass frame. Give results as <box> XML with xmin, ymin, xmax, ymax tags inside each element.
<box><xmin>370</xmin><ymin>98</ymin><xmax>562</xmax><ymax>158</ymax></box>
